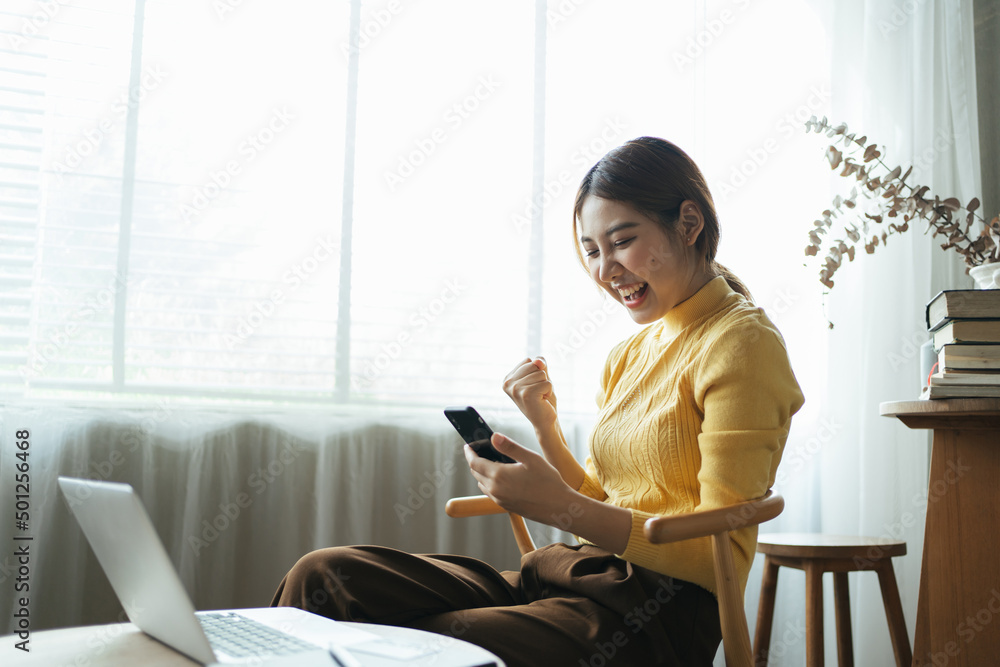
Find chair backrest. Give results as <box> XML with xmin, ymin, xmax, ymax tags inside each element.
<box><xmin>644</xmin><ymin>491</ymin><xmax>785</xmax><ymax>667</ymax></box>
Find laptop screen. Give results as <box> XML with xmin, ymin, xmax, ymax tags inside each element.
<box><xmin>58</xmin><ymin>476</ymin><xmax>217</xmax><ymax>664</ymax></box>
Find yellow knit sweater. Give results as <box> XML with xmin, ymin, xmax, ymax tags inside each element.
<box><xmin>576</xmin><ymin>276</ymin><xmax>804</xmax><ymax>595</ymax></box>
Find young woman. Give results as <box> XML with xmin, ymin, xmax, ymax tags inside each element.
<box><xmin>272</xmin><ymin>137</ymin><xmax>804</xmax><ymax>666</ymax></box>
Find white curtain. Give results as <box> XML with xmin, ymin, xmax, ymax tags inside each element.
<box><xmin>751</xmin><ymin>1</ymin><xmax>981</xmax><ymax>665</ymax></box>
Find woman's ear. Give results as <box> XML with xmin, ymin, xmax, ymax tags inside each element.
<box><xmin>677</xmin><ymin>200</ymin><xmax>705</xmax><ymax>246</ymax></box>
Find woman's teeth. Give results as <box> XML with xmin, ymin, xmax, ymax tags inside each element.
<box><xmin>617</xmin><ymin>283</ymin><xmax>647</xmax><ymax>301</ymax></box>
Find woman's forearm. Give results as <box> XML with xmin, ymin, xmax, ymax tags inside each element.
<box><xmin>535</xmin><ymin>418</ymin><xmax>586</xmax><ymax>490</ymax></box>
<box><xmin>549</xmin><ymin>489</ymin><xmax>631</xmax><ymax>555</ymax></box>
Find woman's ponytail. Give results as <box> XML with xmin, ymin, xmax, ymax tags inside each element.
<box><xmin>712</xmin><ymin>261</ymin><xmax>753</xmax><ymax>303</ymax></box>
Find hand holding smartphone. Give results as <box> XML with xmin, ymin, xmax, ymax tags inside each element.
<box><xmin>443</xmin><ymin>406</ymin><xmax>516</xmax><ymax>464</ymax></box>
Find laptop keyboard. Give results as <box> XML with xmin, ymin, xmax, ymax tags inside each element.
<box><xmin>199</xmin><ymin>611</ymin><xmax>322</xmax><ymax>658</ymax></box>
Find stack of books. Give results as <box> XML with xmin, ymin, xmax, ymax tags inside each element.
<box><xmin>925</xmin><ymin>289</ymin><xmax>1000</xmax><ymax>398</ymax></box>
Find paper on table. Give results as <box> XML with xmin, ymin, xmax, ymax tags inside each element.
<box><xmin>349</xmin><ymin>637</ymin><xmax>442</xmax><ymax>660</ymax></box>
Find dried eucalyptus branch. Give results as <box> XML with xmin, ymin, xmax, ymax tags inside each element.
<box><xmin>803</xmin><ymin>116</ymin><xmax>1000</xmax><ymax>289</ymax></box>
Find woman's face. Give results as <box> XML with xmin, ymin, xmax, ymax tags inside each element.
<box><xmin>578</xmin><ymin>196</ymin><xmax>704</xmax><ymax>324</ymax></box>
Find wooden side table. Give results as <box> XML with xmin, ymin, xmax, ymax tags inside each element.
<box><xmin>880</xmin><ymin>398</ymin><xmax>1000</xmax><ymax>667</ymax></box>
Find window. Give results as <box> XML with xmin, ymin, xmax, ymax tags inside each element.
<box><xmin>0</xmin><ymin>0</ymin><xmax>829</xmax><ymax>413</ymax></box>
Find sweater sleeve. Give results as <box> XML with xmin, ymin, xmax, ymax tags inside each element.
<box><xmin>618</xmin><ymin>321</ymin><xmax>804</xmax><ymax>593</ymax></box>
<box><xmin>694</xmin><ymin>325</ymin><xmax>804</xmax><ymax>512</ymax></box>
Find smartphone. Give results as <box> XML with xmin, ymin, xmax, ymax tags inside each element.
<box><xmin>443</xmin><ymin>406</ymin><xmax>516</xmax><ymax>464</ymax></box>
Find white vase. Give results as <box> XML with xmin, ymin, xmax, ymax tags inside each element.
<box><xmin>970</xmin><ymin>263</ymin><xmax>1000</xmax><ymax>289</ymax></box>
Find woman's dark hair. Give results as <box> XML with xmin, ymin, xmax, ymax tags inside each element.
<box><xmin>572</xmin><ymin>136</ymin><xmax>752</xmax><ymax>302</ymax></box>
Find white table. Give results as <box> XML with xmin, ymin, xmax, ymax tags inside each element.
<box><xmin>0</xmin><ymin>620</ymin><xmax>504</xmax><ymax>667</ymax></box>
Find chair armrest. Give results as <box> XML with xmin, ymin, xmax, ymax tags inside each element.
<box><xmin>445</xmin><ymin>495</ymin><xmax>537</xmax><ymax>555</ymax></box>
<box><xmin>445</xmin><ymin>495</ymin><xmax>508</xmax><ymax>518</ymax></box>
<box><xmin>643</xmin><ymin>491</ymin><xmax>784</xmax><ymax>544</ymax></box>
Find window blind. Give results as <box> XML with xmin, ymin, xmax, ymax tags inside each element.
<box><xmin>0</xmin><ymin>1</ymin><xmax>545</xmax><ymax>408</ymax></box>
<box><xmin>1</xmin><ymin>1</ymin><xmax>135</xmax><ymax>395</ymax></box>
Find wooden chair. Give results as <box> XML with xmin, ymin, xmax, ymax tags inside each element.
<box><xmin>446</xmin><ymin>490</ymin><xmax>784</xmax><ymax>667</ymax></box>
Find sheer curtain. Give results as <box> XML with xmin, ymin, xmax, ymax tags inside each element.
<box><xmin>0</xmin><ymin>2</ymin><xmax>984</xmax><ymax>665</ymax></box>
<box><xmin>755</xmin><ymin>1</ymin><xmax>981</xmax><ymax>665</ymax></box>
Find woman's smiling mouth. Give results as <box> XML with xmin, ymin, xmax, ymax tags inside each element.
<box><xmin>615</xmin><ymin>282</ymin><xmax>649</xmax><ymax>307</ymax></box>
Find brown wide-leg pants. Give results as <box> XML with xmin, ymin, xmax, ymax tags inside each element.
<box><xmin>271</xmin><ymin>542</ymin><xmax>722</xmax><ymax>667</ymax></box>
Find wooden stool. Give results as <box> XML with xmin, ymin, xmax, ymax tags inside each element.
<box><xmin>753</xmin><ymin>533</ymin><xmax>912</xmax><ymax>667</ymax></box>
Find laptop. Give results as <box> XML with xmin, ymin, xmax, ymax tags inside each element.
<box><xmin>57</xmin><ymin>476</ymin><xmax>446</xmax><ymax>666</ymax></box>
